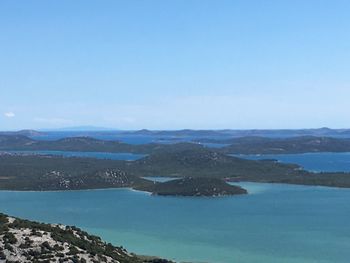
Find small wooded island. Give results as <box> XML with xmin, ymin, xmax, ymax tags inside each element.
<box><xmin>136</xmin><ymin>177</ymin><xmax>247</xmax><ymax>197</ymax></box>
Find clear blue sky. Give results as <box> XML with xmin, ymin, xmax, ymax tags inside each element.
<box><xmin>1</xmin><ymin>0</ymin><xmax>350</xmax><ymax>130</ymax></box>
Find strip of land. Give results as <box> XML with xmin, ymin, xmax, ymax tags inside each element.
<box><xmin>4</xmin><ymin>134</ymin><xmax>350</xmax><ymax>155</ymax></box>
<box><xmin>1</xmin><ymin>144</ymin><xmax>350</xmax><ymax>194</ymax></box>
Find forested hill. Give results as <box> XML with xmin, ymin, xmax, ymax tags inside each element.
<box><xmin>1</xmin><ymin>146</ymin><xmax>350</xmax><ymax>190</ymax></box>
<box><xmin>0</xmin><ymin>135</ymin><xmax>203</xmax><ymax>154</ymax></box>
<box><xmin>3</xmin><ymin>134</ymin><xmax>350</xmax><ymax>154</ymax></box>
<box><xmin>201</xmin><ymin>136</ymin><xmax>350</xmax><ymax>154</ymax></box>
<box><xmin>0</xmin><ymin>148</ymin><xmax>302</xmax><ymax>191</ymax></box>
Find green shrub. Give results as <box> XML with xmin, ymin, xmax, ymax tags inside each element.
<box><xmin>4</xmin><ymin>243</ymin><xmax>14</xmax><ymax>252</ymax></box>
<box><xmin>0</xmin><ymin>251</ymin><xmax>6</xmax><ymax>260</ymax></box>
<box><xmin>3</xmin><ymin>232</ymin><xmax>17</xmax><ymax>244</ymax></box>
<box><xmin>41</xmin><ymin>241</ymin><xmax>52</xmax><ymax>251</ymax></box>
<box><xmin>67</xmin><ymin>246</ymin><xmax>80</xmax><ymax>255</ymax></box>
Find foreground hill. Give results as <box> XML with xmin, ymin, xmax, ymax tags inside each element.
<box><xmin>0</xmin><ymin>213</ymin><xmax>171</xmax><ymax>263</ymax></box>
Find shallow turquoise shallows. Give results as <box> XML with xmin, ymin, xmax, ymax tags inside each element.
<box><xmin>1</xmin><ymin>182</ymin><xmax>350</xmax><ymax>263</ymax></box>
<box><xmin>233</xmin><ymin>152</ymin><xmax>350</xmax><ymax>172</ymax></box>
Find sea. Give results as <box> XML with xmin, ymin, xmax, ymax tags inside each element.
<box><xmin>1</xmin><ymin>135</ymin><xmax>350</xmax><ymax>262</ymax></box>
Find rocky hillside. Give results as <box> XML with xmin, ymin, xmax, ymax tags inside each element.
<box><xmin>0</xmin><ymin>213</ymin><xmax>171</xmax><ymax>263</ymax></box>
<box><xmin>0</xmin><ymin>154</ymin><xmax>153</xmax><ymax>191</ymax></box>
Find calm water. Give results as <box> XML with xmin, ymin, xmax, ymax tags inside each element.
<box><xmin>30</xmin><ymin>131</ymin><xmax>231</xmax><ymax>146</ymax></box>
<box><xmin>5</xmin><ymin>150</ymin><xmax>146</xmax><ymax>161</ymax></box>
<box><xmin>234</xmin><ymin>152</ymin><xmax>350</xmax><ymax>172</ymax></box>
<box><xmin>0</xmin><ymin>183</ymin><xmax>350</xmax><ymax>263</ymax></box>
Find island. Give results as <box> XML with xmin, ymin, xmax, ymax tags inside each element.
<box><xmin>2</xmin><ymin>134</ymin><xmax>350</xmax><ymax>192</ymax></box>
<box><xmin>0</xmin><ymin>213</ymin><xmax>171</xmax><ymax>263</ymax></box>
<box><xmin>4</xmin><ymin>133</ymin><xmax>350</xmax><ymax>155</ymax></box>
<box><xmin>200</xmin><ymin>136</ymin><xmax>350</xmax><ymax>154</ymax></box>
<box><xmin>135</xmin><ymin>177</ymin><xmax>247</xmax><ymax>197</ymax></box>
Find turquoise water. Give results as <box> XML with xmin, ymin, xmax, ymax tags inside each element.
<box><xmin>5</xmin><ymin>150</ymin><xmax>146</xmax><ymax>161</ymax></box>
<box><xmin>234</xmin><ymin>152</ymin><xmax>350</xmax><ymax>172</ymax></box>
<box><xmin>1</xmin><ymin>183</ymin><xmax>350</xmax><ymax>263</ymax></box>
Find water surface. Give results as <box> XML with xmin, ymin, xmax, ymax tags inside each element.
<box><xmin>0</xmin><ymin>183</ymin><xmax>349</xmax><ymax>263</ymax></box>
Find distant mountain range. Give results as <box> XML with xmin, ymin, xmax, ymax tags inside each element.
<box><xmin>3</xmin><ymin>127</ymin><xmax>350</xmax><ymax>138</ymax></box>
<box><xmin>120</xmin><ymin>128</ymin><xmax>350</xmax><ymax>138</ymax></box>
<box><xmin>0</xmin><ymin>130</ymin><xmax>44</xmax><ymax>136</ymax></box>
<box><xmin>40</xmin><ymin>126</ymin><xmax>117</xmax><ymax>132</ymax></box>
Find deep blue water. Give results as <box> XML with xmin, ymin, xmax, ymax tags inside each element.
<box><xmin>234</xmin><ymin>152</ymin><xmax>350</xmax><ymax>172</ymax></box>
<box><xmin>0</xmin><ymin>183</ymin><xmax>349</xmax><ymax>263</ymax></box>
<box><xmin>4</xmin><ymin>150</ymin><xmax>146</xmax><ymax>161</ymax></box>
